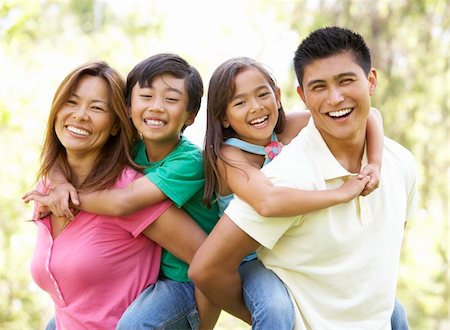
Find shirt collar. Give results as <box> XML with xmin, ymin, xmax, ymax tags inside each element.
<box><xmin>303</xmin><ymin>118</ymin><xmax>368</xmax><ymax>180</ymax></box>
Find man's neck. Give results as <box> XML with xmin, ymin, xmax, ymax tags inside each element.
<box><xmin>322</xmin><ymin>133</ymin><xmax>366</xmax><ymax>173</ymax></box>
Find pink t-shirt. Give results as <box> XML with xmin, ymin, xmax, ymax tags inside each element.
<box><xmin>30</xmin><ymin>167</ymin><xmax>172</xmax><ymax>330</ymax></box>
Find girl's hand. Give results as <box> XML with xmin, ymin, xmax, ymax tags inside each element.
<box><xmin>337</xmin><ymin>175</ymin><xmax>371</xmax><ymax>203</ymax></box>
<box><xmin>22</xmin><ymin>182</ymin><xmax>79</xmax><ymax>219</ymax></box>
<box><xmin>358</xmin><ymin>163</ymin><xmax>380</xmax><ymax>196</ymax></box>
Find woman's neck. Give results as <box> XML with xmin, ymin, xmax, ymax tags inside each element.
<box><xmin>66</xmin><ymin>152</ymin><xmax>97</xmax><ymax>186</ymax></box>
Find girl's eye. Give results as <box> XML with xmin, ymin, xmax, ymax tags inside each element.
<box><xmin>233</xmin><ymin>100</ymin><xmax>245</xmax><ymax>107</ymax></box>
<box><xmin>66</xmin><ymin>99</ymin><xmax>77</xmax><ymax>105</ymax></box>
<box><xmin>92</xmin><ymin>106</ymin><xmax>105</xmax><ymax>112</ymax></box>
<box><xmin>259</xmin><ymin>92</ymin><xmax>270</xmax><ymax>98</ymax></box>
<box><xmin>166</xmin><ymin>98</ymin><xmax>179</xmax><ymax>102</ymax></box>
<box><xmin>140</xmin><ymin>94</ymin><xmax>152</xmax><ymax>98</ymax></box>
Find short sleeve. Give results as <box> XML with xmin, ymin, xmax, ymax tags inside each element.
<box><xmin>146</xmin><ymin>151</ymin><xmax>205</xmax><ymax>207</ymax></box>
<box><xmin>225</xmin><ymin>196</ymin><xmax>299</xmax><ymax>249</ymax></box>
<box><xmin>119</xmin><ymin>199</ymin><xmax>173</xmax><ymax>237</ymax></box>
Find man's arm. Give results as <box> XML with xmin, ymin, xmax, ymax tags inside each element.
<box><xmin>189</xmin><ymin>214</ymin><xmax>260</xmax><ymax>324</ymax></box>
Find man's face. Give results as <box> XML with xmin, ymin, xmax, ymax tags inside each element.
<box><xmin>297</xmin><ymin>51</ymin><xmax>377</xmax><ymax>144</ymax></box>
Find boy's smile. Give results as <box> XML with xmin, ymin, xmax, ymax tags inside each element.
<box><xmin>130</xmin><ymin>74</ymin><xmax>195</xmax><ymax>160</ymax></box>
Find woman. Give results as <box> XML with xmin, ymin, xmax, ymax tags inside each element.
<box><xmin>25</xmin><ymin>61</ymin><xmax>206</xmax><ymax>329</ymax></box>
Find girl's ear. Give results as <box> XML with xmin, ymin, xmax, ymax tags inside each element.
<box><xmin>221</xmin><ymin>117</ymin><xmax>230</xmax><ymax>128</ymax></box>
<box><xmin>275</xmin><ymin>86</ymin><xmax>282</xmax><ymax>109</ymax></box>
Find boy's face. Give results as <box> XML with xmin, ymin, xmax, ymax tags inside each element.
<box><xmin>297</xmin><ymin>51</ymin><xmax>377</xmax><ymax>145</ymax></box>
<box><xmin>130</xmin><ymin>74</ymin><xmax>194</xmax><ymax>146</ymax></box>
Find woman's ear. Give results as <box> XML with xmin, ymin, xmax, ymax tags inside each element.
<box><xmin>111</xmin><ymin>124</ymin><xmax>120</xmax><ymax>136</ymax></box>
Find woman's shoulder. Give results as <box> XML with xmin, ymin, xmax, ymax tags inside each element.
<box><xmin>113</xmin><ymin>167</ymin><xmax>143</xmax><ymax>188</ymax></box>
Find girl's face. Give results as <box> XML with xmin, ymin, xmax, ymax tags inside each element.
<box><xmin>222</xmin><ymin>67</ymin><xmax>281</xmax><ymax>146</ymax></box>
<box><xmin>55</xmin><ymin>75</ymin><xmax>116</xmax><ymax>160</ymax></box>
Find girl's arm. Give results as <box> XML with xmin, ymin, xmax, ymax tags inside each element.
<box><xmin>359</xmin><ymin>107</ymin><xmax>384</xmax><ymax>196</ymax></box>
<box><xmin>219</xmin><ymin>146</ymin><xmax>369</xmax><ymax>218</ymax></box>
<box><xmin>278</xmin><ymin>110</ymin><xmax>310</xmax><ymax>144</ymax></box>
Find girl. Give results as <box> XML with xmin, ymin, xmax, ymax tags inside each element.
<box><xmin>200</xmin><ymin>57</ymin><xmax>385</xmax><ymax>328</ymax></box>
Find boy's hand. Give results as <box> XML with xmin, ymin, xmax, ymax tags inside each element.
<box><xmin>22</xmin><ymin>182</ymin><xmax>79</xmax><ymax>219</ymax></box>
<box><xmin>358</xmin><ymin>163</ymin><xmax>380</xmax><ymax>196</ymax></box>
<box><xmin>338</xmin><ymin>175</ymin><xmax>371</xmax><ymax>203</ymax></box>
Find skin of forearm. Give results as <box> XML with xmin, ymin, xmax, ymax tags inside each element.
<box><xmin>194</xmin><ymin>268</ymin><xmax>251</xmax><ymax>324</ymax></box>
<box><xmin>247</xmin><ymin>186</ymin><xmax>343</xmax><ymax>217</ymax></box>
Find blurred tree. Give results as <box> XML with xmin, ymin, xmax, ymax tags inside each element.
<box><xmin>0</xmin><ymin>0</ymin><xmax>448</xmax><ymax>328</ymax></box>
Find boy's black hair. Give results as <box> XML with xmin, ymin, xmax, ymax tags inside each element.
<box><xmin>293</xmin><ymin>26</ymin><xmax>372</xmax><ymax>87</ymax></box>
<box><xmin>126</xmin><ymin>53</ymin><xmax>203</xmax><ymax>117</ymax></box>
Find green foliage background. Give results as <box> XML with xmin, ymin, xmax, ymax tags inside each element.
<box><xmin>0</xmin><ymin>0</ymin><xmax>448</xmax><ymax>329</ymax></box>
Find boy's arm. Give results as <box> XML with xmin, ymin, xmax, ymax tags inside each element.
<box><xmin>22</xmin><ymin>162</ymin><xmax>79</xmax><ymax>219</ymax></box>
<box><xmin>78</xmin><ymin>176</ymin><xmax>167</xmax><ymax>216</ymax></box>
<box><xmin>359</xmin><ymin>107</ymin><xmax>384</xmax><ymax>196</ymax></box>
<box><xmin>220</xmin><ymin>146</ymin><xmax>370</xmax><ymax>218</ymax></box>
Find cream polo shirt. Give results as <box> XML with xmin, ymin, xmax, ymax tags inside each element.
<box><xmin>226</xmin><ymin>119</ymin><xmax>417</xmax><ymax>330</ymax></box>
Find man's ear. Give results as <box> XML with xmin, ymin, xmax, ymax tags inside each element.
<box><xmin>368</xmin><ymin>68</ymin><xmax>377</xmax><ymax>96</ymax></box>
<box><xmin>297</xmin><ymin>85</ymin><xmax>307</xmax><ymax>103</ymax></box>
<box><xmin>184</xmin><ymin>112</ymin><xmax>196</xmax><ymax>127</ymax></box>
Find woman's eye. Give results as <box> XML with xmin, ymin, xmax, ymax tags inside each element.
<box><xmin>92</xmin><ymin>106</ymin><xmax>105</xmax><ymax>112</ymax></box>
<box><xmin>66</xmin><ymin>99</ymin><xmax>77</xmax><ymax>105</ymax></box>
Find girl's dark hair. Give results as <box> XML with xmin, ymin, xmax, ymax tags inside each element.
<box><xmin>202</xmin><ymin>57</ymin><xmax>286</xmax><ymax>206</ymax></box>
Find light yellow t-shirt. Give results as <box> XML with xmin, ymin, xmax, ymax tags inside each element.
<box><xmin>225</xmin><ymin>119</ymin><xmax>417</xmax><ymax>330</ymax></box>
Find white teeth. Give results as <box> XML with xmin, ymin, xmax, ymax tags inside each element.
<box><xmin>67</xmin><ymin>126</ymin><xmax>89</xmax><ymax>136</ymax></box>
<box><xmin>250</xmin><ymin>116</ymin><xmax>268</xmax><ymax>125</ymax></box>
<box><xmin>328</xmin><ymin>108</ymin><xmax>352</xmax><ymax>117</ymax></box>
<box><xmin>144</xmin><ymin>119</ymin><xmax>165</xmax><ymax>126</ymax></box>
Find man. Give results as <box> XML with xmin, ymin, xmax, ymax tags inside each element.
<box><xmin>190</xmin><ymin>27</ymin><xmax>417</xmax><ymax>329</ymax></box>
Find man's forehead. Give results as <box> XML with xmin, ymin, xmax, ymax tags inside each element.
<box><xmin>303</xmin><ymin>53</ymin><xmax>363</xmax><ymax>83</ymax></box>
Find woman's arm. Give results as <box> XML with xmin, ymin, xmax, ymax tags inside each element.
<box><xmin>220</xmin><ymin>146</ymin><xmax>369</xmax><ymax>218</ymax></box>
<box><xmin>142</xmin><ymin>205</ymin><xmax>221</xmax><ymax>329</ymax></box>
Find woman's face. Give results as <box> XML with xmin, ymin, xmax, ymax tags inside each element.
<box><xmin>55</xmin><ymin>75</ymin><xmax>116</xmax><ymax>159</ymax></box>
